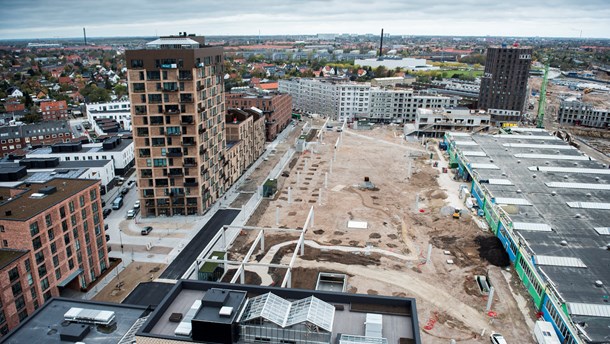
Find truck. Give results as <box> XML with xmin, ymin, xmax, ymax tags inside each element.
<box><xmin>534</xmin><ymin>321</ymin><xmax>561</xmax><ymax>344</ymax></box>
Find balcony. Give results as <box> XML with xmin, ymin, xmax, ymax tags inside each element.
<box><xmin>197</xmin><ymin>85</ymin><xmax>205</xmax><ymax>91</ymax></box>
<box><xmin>163</xmin><ymin>87</ymin><xmax>179</xmax><ymax>92</ymax></box>
<box><xmin>135</xmin><ymin>109</ymin><xmax>147</xmax><ymax>115</ymax></box>
<box><xmin>183</xmin><ymin>160</ymin><xmax>196</xmax><ymax>167</ymax></box>
<box><xmin>166</xmin><ymin>131</ymin><xmax>182</xmax><ymax>136</ymax></box>
<box><xmin>168</xmin><ymin>171</ymin><xmax>183</xmax><ymax>177</ymax></box>
<box><xmin>164</xmin><ymin>108</ymin><xmax>181</xmax><ymax>115</ymax></box>
<box><xmin>181</xmin><ymin>117</ymin><xmax>194</xmax><ymax>125</ymax></box>
<box><xmin>160</xmin><ymin>63</ymin><xmax>177</xmax><ymax>69</ymax></box>
<box><xmin>184</xmin><ymin>179</ymin><xmax>198</xmax><ymax>187</ymax></box>
<box><xmin>167</xmin><ymin>151</ymin><xmax>183</xmax><ymax>157</ymax></box>
<box><xmin>180</xmin><ymin>97</ymin><xmax>194</xmax><ymax>103</ymax></box>
<box><xmin>182</xmin><ymin>140</ymin><xmax>195</xmax><ymax>146</ymax></box>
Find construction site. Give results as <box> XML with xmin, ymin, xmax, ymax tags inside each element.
<box><xmin>208</xmin><ymin>120</ymin><xmax>537</xmax><ymax>344</ymax></box>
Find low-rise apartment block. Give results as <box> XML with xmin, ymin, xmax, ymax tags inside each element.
<box><xmin>557</xmin><ymin>100</ymin><xmax>610</xmax><ymax>128</ymax></box>
<box><xmin>224</xmin><ymin>108</ymin><xmax>265</xmax><ymax>186</ymax></box>
<box><xmin>86</xmin><ymin>101</ymin><xmax>132</xmax><ymax>132</ymax></box>
<box><xmin>225</xmin><ymin>89</ymin><xmax>292</xmax><ymax>141</ymax></box>
<box><xmin>411</xmin><ymin>107</ymin><xmax>490</xmax><ymax>137</ymax></box>
<box><xmin>26</xmin><ymin>137</ymin><xmax>135</xmax><ymax>176</ymax></box>
<box><xmin>39</xmin><ymin>101</ymin><xmax>68</xmax><ymax>121</ymax></box>
<box><xmin>0</xmin><ymin>178</ymin><xmax>109</xmax><ymax>335</ymax></box>
<box><xmin>279</xmin><ymin>78</ymin><xmax>458</xmax><ymax>123</ymax></box>
<box><xmin>0</xmin><ymin>121</ymin><xmax>73</xmax><ymax>157</ymax></box>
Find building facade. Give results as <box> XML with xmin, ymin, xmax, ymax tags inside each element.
<box><xmin>0</xmin><ymin>179</ymin><xmax>109</xmax><ymax>334</ymax></box>
<box><xmin>0</xmin><ymin>249</ymin><xmax>31</xmax><ymax>334</ymax></box>
<box><xmin>557</xmin><ymin>100</ymin><xmax>610</xmax><ymax>128</ymax></box>
<box><xmin>413</xmin><ymin>107</ymin><xmax>490</xmax><ymax>137</ymax></box>
<box><xmin>86</xmin><ymin>101</ymin><xmax>132</xmax><ymax>132</ymax></box>
<box><xmin>0</xmin><ymin>121</ymin><xmax>73</xmax><ymax>157</ymax></box>
<box><xmin>224</xmin><ymin>108</ymin><xmax>265</xmax><ymax>186</ymax></box>
<box><xmin>26</xmin><ymin>138</ymin><xmax>134</xmax><ymax>176</ymax></box>
<box><xmin>39</xmin><ymin>101</ymin><xmax>68</xmax><ymax>121</ymax></box>
<box><xmin>478</xmin><ymin>45</ymin><xmax>532</xmax><ymax>112</ymax></box>
<box><xmin>225</xmin><ymin>90</ymin><xmax>292</xmax><ymax>141</ymax></box>
<box><xmin>126</xmin><ymin>35</ymin><xmax>226</xmax><ymax>217</ymax></box>
<box><xmin>280</xmin><ymin>78</ymin><xmax>458</xmax><ymax>123</ymax></box>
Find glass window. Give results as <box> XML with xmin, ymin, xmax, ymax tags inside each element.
<box><xmin>48</xmin><ymin>228</ymin><xmax>54</xmax><ymax>241</ymax></box>
<box><xmin>45</xmin><ymin>214</ymin><xmax>52</xmax><ymax>227</ymax></box>
<box><xmin>79</xmin><ymin>195</ymin><xmax>85</xmax><ymax>207</ymax></box>
<box><xmin>29</xmin><ymin>222</ymin><xmax>39</xmax><ymax>236</ymax></box>
<box><xmin>32</xmin><ymin>236</ymin><xmax>42</xmax><ymax>250</ymax></box>
<box><xmin>8</xmin><ymin>267</ymin><xmax>19</xmax><ymax>282</ymax></box>
<box><xmin>41</xmin><ymin>277</ymin><xmax>49</xmax><ymax>291</ymax></box>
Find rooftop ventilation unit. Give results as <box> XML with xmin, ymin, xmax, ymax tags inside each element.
<box><xmin>39</xmin><ymin>186</ymin><xmax>57</xmax><ymax>195</ymax></box>
<box><xmin>64</xmin><ymin>307</ymin><xmax>116</xmax><ymax>326</ymax></box>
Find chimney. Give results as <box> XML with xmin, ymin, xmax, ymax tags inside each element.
<box><xmin>379</xmin><ymin>28</ymin><xmax>384</xmax><ymax>57</ymax></box>
<box><xmin>83</xmin><ymin>27</ymin><xmax>87</xmax><ymax>45</ymax></box>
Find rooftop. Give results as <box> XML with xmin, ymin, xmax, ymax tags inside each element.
<box><xmin>0</xmin><ymin>248</ymin><xmax>28</xmax><ymax>270</ymax></box>
<box><xmin>138</xmin><ymin>280</ymin><xmax>420</xmax><ymax>344</ymax></box>
<box><xmin>1</xmin><ymin>298</ymin><xmax>148</xmax><ymax>344</ymax></box>
<box><xmin>29</xmin><ymin>138</ymin><xmax>133</xmax><ymax>155</ymax></box>
<box><xmin>0</xmin><ymin>178</ymin><xmax>99</xmax><ymax>221</ymax></box>
<box><xmin>446</xmin><ymin>129</ymin><xmax>610</xmax><ymax>342</ymax></box>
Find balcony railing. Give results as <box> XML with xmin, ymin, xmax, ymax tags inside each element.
<box><xmin>163</xmin><ymin>88</ymin><xmax>179</xmax><ymax>92</ymax></box>
<box><xmin>184</xmin><ymin>181</ymin><xmax>198</xmax><ymax>187</ymax></box>
<box><xmin>182</xmin><ymin>141</ymin><xmax>195</xmax><ymax>146</ymax></box>
<box><xmin>167</xmin><ymin>151</ymin><xmax>183</xmax><ymax>157</ymax></box>
<box><xmin>184</xmin><ymin>162</ymin><xmax>196</xmax><ymax>167</ymax></box>
<box><xmin>166</xmin><ymin>131</ymin><xmax>182</xmax><ymax>136</ymax></box>
<box><xmin>164</xmin><ymin>109</ymin><xmax>181</xmax><ymax>115</ymax></box>
<box><xmin>180</xmin><ymin>98</ymin><xmax>194</xmax><ymax>103</ymax></box>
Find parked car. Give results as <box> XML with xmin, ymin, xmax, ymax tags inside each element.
<box><xmin>120</xmin><ymin>188</ymin><xmax>129</xmax><ymax>196</ymax></box>
<box><xmin>102</xmin><ymin>209</ymin><xmax>112</xmax><ymax>218</ymax></box>
<box><xmin>101</xmin><ymin>201</ymin><xmax>106</xmax><ymax>207</ymax></box>
<box><xmin>141</xmin><ymin>226</ymin><xmax>153</xmax><ymax>235</ymax></box>
<box><xmin>490</xmin><ymin>333</ymin><xmax>508</xmax><ymax>344</ymax></box>
<box><xmin>75</xmin><ymin>125</ymin><xmax>82</xmax><ymax>130</ymax></box>
<box><xmin>126</xmin><ymin>210</ymin><xmax>136</xmax><ymax>219</ymax></box>
<box><xmin>127</xmin><ymin>180</ymin><xmax>135</xmax><ymax>188</ymax></box>
<box><xmin>133</xmin><ymin>200</ymin><xmax>141</xmax><ymax>209</ymax></box>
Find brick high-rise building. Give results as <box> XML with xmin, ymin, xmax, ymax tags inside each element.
<box><xmin>478</xmin><ymin>45</ymin><xmax>532</xmax><ymax>112</ymax></box>
<box><xmin>226</xmin><ymin>90</ymin><xmax>292</xmax><ymax>141</ymax></box>
<box><xmin>126</xmin><ymin>34</ymin><xmax>226</xmax><ymax>217</ymax></box>
<box><xmin>0</xmin><ymin>178</ymin><xmax>109</xmax><ymax>334</ymax></box>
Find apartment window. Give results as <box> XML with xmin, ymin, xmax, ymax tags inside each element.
<box><xmin>38</xmin><ymin>264</ymin><xmax>47</xmax><ymax>278</ymax></box>
<box><xmin>68</xmin><ymin>259</ymin><xmax>74</xmax><ymax>270</ymax></box>
<box><xmin>89</xmin><ymin>189</ymin><xmax>97</xmax><ymax>201</ymax></box>
<box><xmin>40</xmin><ymin>277</ymin><xmax>49</xmax><ymax>291</ymax></box>
<box><xmin>79</xmin><ymin>195</ymin><xmax>85</xmax><ymax>207</ymax></box>
<box><xmin>11</xmin><ymin>281</ymin><xmax>22</xmax><ymax>297</ymax></box>
<box><xmin>30</xmin><ymin>221</ymin><xmax>39</xmax><ymax>236</ymax></box>
<box><xmin>130</xmin><ymin>59</ymin><xmax>144</xmax><ymax>68</ymax></box>
<box><xmin>15</xmin><ymin>296</ymin><xmax>25</xmax><ymax>311</ymax></box>
<box><xmin>69</xmin><ymin>201</ymin><xmax>75</xmax><ymax>213</ymax></box>
<box><xmin>8</xmin><ymin>267</ymin><xmax>19</xmax><ymax>282</ymax></box>
<box><xmin>153</xmin><ymin>158</ymin><xmax>167</xmax><ymax>167</ymax></box>
<box><xmin>35</xmin><ymin>251</ymin><xmax>44</xmax><ymax>265</ymax></box>
<box><xmin>33</xmin><ymin>236</ymin><xmax>42</xmax><ymax>250</ymax></box>
<box><xmin>55</xmin><ymin>269</ymin><xmax>61</xmax><ymax>280</ymax></box>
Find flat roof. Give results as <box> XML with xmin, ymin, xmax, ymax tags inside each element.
<box><xmin>0</xmin><ymin>248</ymin><xmax>28</xmax><ymax>270</ymax></box>
<box><xmin>138</xmin><ymin>280</ymin><xmax>420</xmax><ymax>344</ymax></box>
<box><xmin>29</xmin><ymin>139</ymin><xmax>133</xmax><ymax>155</ymax></box>
<box><xmin>448</xmin><ymin>131</ymin><xmax>610</xmax><ymax>342</ymax></box>
<box><xmin>0</xmin><ymin>178</ymin><xmax>99</xmax><ymax>221</ymax></box>
<box><xmin>1</xmin><ymin>298</ymin><xmax>147</xmax><ymax>344</ymax></box>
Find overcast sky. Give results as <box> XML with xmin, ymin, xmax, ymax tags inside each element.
<box><xmin>1</xmin><ymin>0</ymin><xmax>609</xmax><ymax>40</ymax></box>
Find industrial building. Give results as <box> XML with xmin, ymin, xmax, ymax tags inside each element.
<box><xmin>126</xmin><ymin>34</ymin><xmax>227</xmax><ymax>217</ymax></box>
<box><xmin>479</xmin><ymin>45</ymin><xmax>532</xmax><ymax>112</ymax></box>
<box><xmin>444</xmin><ymin>129</ymin><xmax>610</xmax><ymax>344</ymax></box>
<box><xmin>557</xmin><ymin>100</ymin><xmax>610</xmax><ymax>128</ymax></box>
<box><xmin>0</xmin><ymin>178</ymin><xmax>110</xmax><ymax>334</ymax></box>
<box><xmin>135</xmin><ymin>280</ymin><xmax>422</xmax><ymax>344</ymax></box>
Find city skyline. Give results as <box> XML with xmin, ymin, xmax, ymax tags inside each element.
<box><xmin>1</xmin><ymin>0</ymin><xmax>609</xmax><ymax>40</ymax></box>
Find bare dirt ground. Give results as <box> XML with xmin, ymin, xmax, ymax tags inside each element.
<box><xmin>92</xmin><ymin>262</ymin><xmax>166</xmax><ymax>303</ymax></box>
<box><xmin>233</xmin><ymin>124</ymin><xmax>536</xmax><ymax>343</ymax></box>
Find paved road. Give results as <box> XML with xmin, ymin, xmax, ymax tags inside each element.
<box><xmin>159</xmin><ymin>209</ymin><xmax>240</xmax><ymax>279</ymax></box>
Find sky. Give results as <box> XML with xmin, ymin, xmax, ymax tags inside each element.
<box><xmin>0</xmin><ymin>0</ymin><xmax>609</xmax><ymax>40</ymax></box>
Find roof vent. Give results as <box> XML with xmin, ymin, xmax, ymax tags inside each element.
<box><xmin>564</xmin><ymin>175</ymin><xmax>569</xmax><ymax>179</ymax></box>
<box><xmin>560</xmin><ymin>240</ymin><xmax>568</xmax><ymax>246</ymax></box>
<box><xmin>545</xmin><ymin>161</ymin><xmax>550</xmax><ymax>165</ymax></box>
<box><xmin>595</xmin><ymin>177</ymin><xmax>600</xmax><ymax>181</ymax></box>
<box><xmin>586</xmin><ymin>193</ymin><xmax>592</xmax><ymax>197</ymax></box>
<box><xmin>504</xmin><ymin>148</ymin><xmax>508</xmax><ymax>151</ymax></box>
<box><xmin>530</xmin><ymin>149</ymin><xmax>535</xmax><ymax>153</ymax></box>
<box><xmin>39</xmin><ymin>186</ymin><xmax>57</xmax><ymax>195</ymax></box>
<box><xmin>517</xmin><ymin>160</ymin><xmax>521</xmax><ymax>164</ymax></box>
<box><xmin>606</xmin><ymin>243</ymin><xmax>610</xmax><ymax>251</ymax></box>
<box><xmin>574</xmin><ymin>213</ymin><xmax>582</xmax><ymax>218</ymax></box>
<box><xmin>595</xmin><ymin>280</ymin><xmax>603</xmax><ymax>288</ymax></box>
<box><xmin>502</xmin><ymin>172</ymin><xmax>507</xmax><ymax>176</ymax></box>
<box><xmin>490</xmin><ymin>159</ymin><xmax>494</xmax><ymax>163</ymax></box>
<box><xmin>551</xmin><ymin>191</ymin><xmax>557</xmax><ymax>196</ymax></box>
<box><xmin>573</xmin><ymin>162</ymin><xmax>578</xmax><ymax>166</ymax></box>
<box><xmin>516</xmin><ymin>189</ymin><xmax>522</xmax><ymax>193</ymax></box>
<box><xmin>532</xmin><ymin>174</ymin><xmax>536</xmax><ymax>178</ymax></box>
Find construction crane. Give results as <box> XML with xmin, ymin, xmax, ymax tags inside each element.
<box><xmin>536</xmin><ymin>63</ymin><xmax>550</xmax><ymax>128</ymax></box>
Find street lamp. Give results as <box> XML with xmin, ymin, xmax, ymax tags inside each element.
<box><xmin>119</xmin><ymin>228</ymin><xmax>124</xmax><ymax>254</ymax></box>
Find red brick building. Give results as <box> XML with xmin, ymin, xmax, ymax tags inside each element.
<box><xmin>39</xmin><ymin>100</ymin><xmax>68</xmax><ymax>121</ymax></box>
<box><xmin>226</xmin><ymin>91</ymin><xmax>292</xmax><ymax>141</ymax></box>
<box><xmin>0</xmin><ymin>121</ymin><xmax>72</xmax><ymax>157</ymax></box>
<box><xmin>0</xmin><ymin>178</ymin><xmax>109</xmax><ymax>334</ymax></box>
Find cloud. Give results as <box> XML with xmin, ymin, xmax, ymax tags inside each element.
<box><xmin>0</xmin><ymin>0</ymin><xmax>608</xmax><ymax>39</ymax></box>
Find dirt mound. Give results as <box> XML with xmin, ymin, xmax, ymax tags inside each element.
<box><xmin>475</xmin><ymin>236</ymin><xmax>510</xmax><ymax>267</ymax></box>
<box><xmin>428</xmin><ymin>189</ymin><xmax>448</xmax><ymax>199</ymax></box>
<box><xmin>221</xmin><ymin>269</ymin><xmax>262</xmax><ymax>285</ymax></box>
